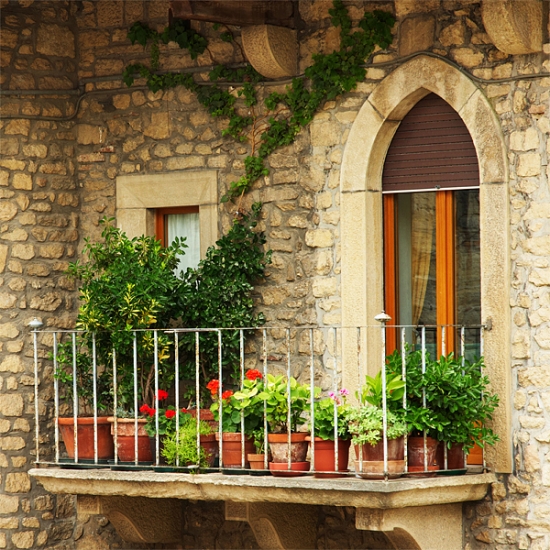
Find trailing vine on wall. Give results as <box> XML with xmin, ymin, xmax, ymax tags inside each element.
<box><xmin>123</xmin><ymin>1</ymin><xmax>395</xmax><ymax>204</ymax></box>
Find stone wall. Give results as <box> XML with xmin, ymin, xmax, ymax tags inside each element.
<box><xmin>1</xmin><ymin>0</ymin><xmax>550</xmax><ymax>548</ymax></box>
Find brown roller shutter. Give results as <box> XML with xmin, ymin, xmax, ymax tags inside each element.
<box><xmin>382</xmin><ymin>93</ymin><xmax>479</xmax><ymax>193</ymax></box>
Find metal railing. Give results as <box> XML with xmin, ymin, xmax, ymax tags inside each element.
<box><xmin>30</xmin><ymin>318</ymin><xmax>487</xmax><ymax>478</ymax></box>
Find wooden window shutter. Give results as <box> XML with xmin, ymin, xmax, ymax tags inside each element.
<box><xmin>382</xmin><ymin>94</ymin><xmax>480</xmax><ymax>193</ymax></box>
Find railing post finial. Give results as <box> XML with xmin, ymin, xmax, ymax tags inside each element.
<box><xmin>374</xmin><ymin>311</ymin><xmax>391</xmax><ymax>324</ymax></box>
<box><xmin>29</xmin><ymin>318</ymin><xmax>43</xmax><ymax>330</ymax></box>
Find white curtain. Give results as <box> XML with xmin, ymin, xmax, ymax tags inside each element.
<box><xmin>167</xmin><ymin>213</ymin><xmax>200</xmax><ymax>274</ymax></box>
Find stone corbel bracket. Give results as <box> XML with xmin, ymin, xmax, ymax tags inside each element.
<box><xmin>241</xmin><ymin>25</ymin><xmax>297</xmax><ymax>79</ymax></box>
<box><xmin>78</xmin><ymin>495</ymin><xmax>183</xmax><ymax>544</ymax></box>
<box><xmin>481</xmin><ymin>0</ymin><xmax>546</xmax><ymax>55</ymax></box>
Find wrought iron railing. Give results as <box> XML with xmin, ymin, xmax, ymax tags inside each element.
<box><xmin>30</xmin><ymin>319</ymin><xmax>489</xmax><ymax>479</ymax></box>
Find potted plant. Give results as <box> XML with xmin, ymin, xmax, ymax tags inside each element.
<box><xmin>139</xmin><ymin>392</ymin><xmax>193</xmax><ymax>465</ymax></box>
<box><xmin>207</xmin><ymin>369</ymin><xmax>265</xmax><ymax>468</ymax></box>
<box><xmin>345</xmin><ymin>371</ymin><xmax>408</xmax><ymax>479</ymax></box>
<box><xmin>257</xmin><ymin>374</ymin><xmax>317</xmax><ymax>474</ymax></box>
<box><xmin>65</xmin><ymin>219</ymin><xmax>187</xmax><ymax>462</ymax></box>
<box><xmin>53</xmin><ymin>338</ymin><xmax>114</xmax><ymax>461</ymax></box>
<box><xmin>387</xmin><ymin>349</ymin><xmax>499</xmax><ymax>473</ymax></box>
<box><xmin>161</xmin><ymin>416</ymin><xmax>216</xmax><ymax>469</ymax></box>
<box><xmin>307</xmin><ymin>389</ymin><xmax>351</xmax><ymax>478</ymax></box>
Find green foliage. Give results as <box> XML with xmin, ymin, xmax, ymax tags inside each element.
<box><xmin>311</xmin><ymin>392</ymin><xmax>350</xmax><ymax>441</ymax></box>
<box><xmin>386</xmin><ymin>349</ymin><xmax>500</xmax><ymax>450</ymax></box>
<box><xmin>123</xmin><ymin>1</ymin><xmax>395</xmax><ymax>202</ymax></box>
<box><xmin>64</xmin><ymin>219</ymin><xmax>186</xmax><ymax>410</ymax></box>
<box><xmin>52</xmin><ymin>337</ymin><xmax>112</xmax><ymax>415</ymax></box>
<box><xmin>177</xmin><ymin>203</ymin><xmax>271</xmax><ymax>389</ymax></box>
<box><xmin>345</xmin><ymin>406</ymin><xmax>408</xmax><ymax>447</ymax></box>
<box><xmin>359</xmin><ymin>371</ymin><xmax>405</xmax><ymax>409</ymax></box>
<box><xmin>64</xmin><ymin>208</ymin><xmax>270</xmax><ymax>411</ymax></box>
<box><xmin>161</xmin><ymin>417</ymin><xmax>213</xmax><ymax>467</ymax></box>
<box><xmin>209</xmin><ymin>371</ymin><xmax>265</xmax><ymax>435</ymax></box>
<box><xmin>257</xmin><ymin>374</ymin><xmax>319</xmax><ymax>434</ymax></box>
<box><xmin>344</xmin><ymin>371</ymin><xmax>408</xmax><ymax>446</ymax></box>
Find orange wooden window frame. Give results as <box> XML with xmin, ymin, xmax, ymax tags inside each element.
<box><xmin>383</xmin><ymin>191</ymin><xmax>456</xmax><ymax>356</ymax></box>
<box><xmin>155</xmin><ymin>206</ymin><xmax>199</xmax><ymax>247</ymax></box>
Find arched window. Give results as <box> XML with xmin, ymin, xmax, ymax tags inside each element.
<box><xmin>382</xmin><ymin>94</ymin><xmax>481</xmax><ymax>357</ymax></box>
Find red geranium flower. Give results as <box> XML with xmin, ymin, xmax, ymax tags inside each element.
<box><xmin>165</xmin><ymin>409</ymin><xmax>176</xmax><ymax>419</ymax></box>
<box><xmin>221</xmin><ymin>390</ymin><xmax>233</xmax><ymax>401</ymax></box>
<box><xmin>206</xmin><ymin>379</ymin><xmax>220</xmax><ymax>395</ymax></box>
<box><xmin>245</xmin><ymin>369</ymin><xmax>262</xmax><ymax>381</ymax></box>
<box><xmin>157</xmin><ymin>389</ymin><xmax>169</xmax><ymax>401</ymax></box>
<box><xmin>181</xmin><ymin>408</ymin><xmax>188</xmax><ymax>414</ymax></box>
<box><xmin>139</xmin><ymin>404</ymin><xmax>155</xmax><ymax>417</ymax></box>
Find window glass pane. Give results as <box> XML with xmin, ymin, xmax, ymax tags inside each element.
<box><xmin>167</xmin><ymin>213</ymin><xmax>200</xmax><ymax>273</ymax></box>
<box><xmin>455</xmin><ymin>189</ymin><xmax>481</xmax><ymax>359</ymax></box>
<box><xmin>396</xmin><ymin>193</ymin><xmax>437</xmax><ymax>354</ymax></box>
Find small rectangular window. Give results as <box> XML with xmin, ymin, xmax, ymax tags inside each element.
<box><xmin>155</xmin><ymin>206</ymin><xmax>200</xmax><ymax>273</ymax></box>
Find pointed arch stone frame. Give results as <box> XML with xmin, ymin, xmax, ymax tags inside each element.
<box><xmin>340</xmin><ymin>55</ymin><xmax>512</xmax><ymax>473</ymax></box>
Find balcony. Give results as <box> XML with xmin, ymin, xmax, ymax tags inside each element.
<box><xmin>29</xmin><ymin>322</ymin><xmax>497</xmax><ymax>549</ymax></box>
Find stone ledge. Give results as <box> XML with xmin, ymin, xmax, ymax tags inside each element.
<box><xmin>30</xmin><ymin>468</ymin><xmax>495</xmax><ymax>509</ymax></box>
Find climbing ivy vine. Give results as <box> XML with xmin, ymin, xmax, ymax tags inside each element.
<box><xmin>123</xmin><ymin>1</ymin><xmax>395</xmax><ymax>204</ymax></box>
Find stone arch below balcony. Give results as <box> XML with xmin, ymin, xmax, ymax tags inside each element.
<box><xmin>340</xmin><ymin>54</ymin><xmax>511</xmax><ymax>474</ymax></box>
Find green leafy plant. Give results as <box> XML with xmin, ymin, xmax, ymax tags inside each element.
<box><xmin>52</xmin><ymin>336</ymin><xmax>113</xmax><ymax>415</ymax></box>
<box><xmin>123</xmin><ymin>1</ymin><xmax>395</xmax><ymax>203</ymax></box>
<box><xmin>257</xmin><ymin>374</ymin><xmax>319</xmax><ymax>434</ymax></box>
<box><xmin>139</xmin><ymin>390</ymin><xmax>192</xmax><ymax>438</ymax></box>
<box><xmin>177</xmin><ymin>203</ymin><xmax>271</xmax><ymax>395</ymax></box>
<box><xmin>345</xmin><ymin>406</ymin><xmax>407</xmax><ymax>447</ymax></box>
<box><xmin>207</xmin><ymin>369</ymin><xmax>265</xmax><ymax>435</ymax></box>
<box><xmin>66</xmin><ymin>218</ymin><xmax>186</xmax><ymax>410</ymax></box>
<box><xmin>345</xmin><ymin>372</ymin><xmax>408</xmax><ymax>446</ymax></box>
<box><xmin>386</xmin><ymin>349</ymin><xmax>499</xmax><ymax>450</ymax></box>
<box><xmin>161</xmin><ymin>416</ymin><xmax>214</xmax><ymax>468</ymax></box>
<box><xmin>311</xmin><ymin>390</ymin><xmax>350</xmax><ymax>441</ymax></box>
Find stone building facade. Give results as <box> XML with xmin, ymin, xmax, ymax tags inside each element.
<box><xmin>0</xmin><ymin>0</ymin><xmax>549</xmax><ymax>548</ymax></box>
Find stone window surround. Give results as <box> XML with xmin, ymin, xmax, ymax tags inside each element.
<box><xmin>115</xmin><ymin>170</ymin><xmax>218</xmax><ymax>258</ymax></box>
<box><xmin>340</xmin><ymin>55</ymin><xmax>511</xmax><ymax>473</ymax></box>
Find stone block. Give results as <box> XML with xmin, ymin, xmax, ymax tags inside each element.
<box><xmin>36</xmin><ymin>24</ymin><xmax>75</xmax><ymax>58</ymax></box>
<box><xmin>0</xmin><ymin>202</ymin><xmax>17</xmax><ymax>222</ymax></box>
<box><xmin>310</xmin><ymin>120</ymin><xmax>341</xmax><ymax>147</ymax></box>
<box><xmin>0</xmin><ymin>436</ymin><xmax>25</xmax><ymax>450</ymax></box>
<box><xmin>22</xmin><ymin>144</ymin><xmax>48</xmax><ymax>158</ymax></box>
<box><xmin>0</xmin><ymin>355</ymin><xmax>24</xmax><ymax>373</ymax></box>
<box><xmin>0</xmin><ymin>323</ymin><xmax>19</xmax><ymax>339</ymax></box>
<box><xmin>312</xmin><ymin>277</ymin><xmax>337</xmax><ymax>298</ymax></box>
<box><xmin>5</xmin><ymin>473</ymin><xmax>31</xmax><ymax>493</ymax></box>
<box><xmin>0</xmin><ymin>495</ymin><xmax>19</xmax><ymax>514</ymax></box>
<box><xmin>399</xmin><ymin>15</ymin><xmax>435</xmax><ymax>56</ymax></box>
<box><xmin>144</xmin><ymin>111</ymin><xmax>170</xmax><ymax>139</ymax></box>
<box><xmin>517</xmin><ymin>153</ymin><xmax>542</xmax><ymax>177</ymax></box>
<box><xmin>76</xmin><ymin>124</ymin><xmax>104</xmax><ymax>145</ymax></box>
<box><xmin>0</xmin><ymin>293</ymin><xmax>17</xmax><ymax>309</ymax></box>
<box><xmin>395</xmin><ymin>0</ymin><xmax>439</xmax><ymax>17</ymax></box>
<box><xmin>11</xmin><ymin>532</ymin><xmax>34</xmax><ymax>549</ymax></box>
<box><xmin>305</xmin><ymin>229</ymin><xmax>333</xmax><ymax>248</ymax></box>
<box><xmin>13</xmin><ymin>174</ymin><xmax>32</xmax><ymax>190</ymax></box>
<box><xmin>4</xmin><ymin>119</ymin><xmax>30</xmax><ymax>136</ymax></box>
<box><xmin>451</xmin><ymin>47</ymin><xmax>484</xmax><ymax>68</ymax></box>
<box><xmin>11</xmin><ymin>244</ymin><xmax>35</xmax><ymax>260</ymax></box>
<box><xmin>0</xmin><ymin>394</ymin><xmax>23</xmax><ymax>416</ymax></box>
<box><xmin>439</xmin><ymin>20</ymin><xmax>466</xmax><ymax>47</ymax></box>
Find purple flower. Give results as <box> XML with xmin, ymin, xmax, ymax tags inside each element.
<box><xmin>339</xmin><ymin>388</ymin><xmax>349</xmax><ymax>396</ymax></box>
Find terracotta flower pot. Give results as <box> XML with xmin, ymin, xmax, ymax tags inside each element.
<box><xmin>215</xmin><ymin>432</ymin><xmax>255</xmax><ymax>468</ymax></box>
<box><xmin>436</xmin><ymin>442</ymin><xmax>466</xmax><ymax>471</ymax></box>
<box><xmin>407</xmin><ymin>435</ymin><xmax>440</xmax><ymax>476</ymax></box>
<box><xmin>58</xmin><ymin>417</ymin><xmax>114</xmax><ymax>460</ymax></box>
<box><xmin>108</xmin><ymin>417</ymin><xmax>153</xmax><ymax>462</ymax></box>
<box><xmin>353</xmin><ymin>436</ymin><xmax>405</xmax><ymax>479</ymax></box>
<box><xmin>307</xmin><ymin>437</ymin><xmax>350</xmax><ymax>478</ymax></box>
<box><xmin>267</xmin><ymin>433</ymin><xmax>309</xmax><ymax>463</ymax></box>
<box><xmin>247</xmin><ymin>453</ymin><xmax>269</xmax><ymax>470</ymax></box>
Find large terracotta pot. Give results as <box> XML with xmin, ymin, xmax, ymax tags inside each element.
<box><xmin>436</xmin><ymin>442</ymin><xmax>466</xmax><ymax>471</ymax></box>
<box><xmin>354</xmin><ymin>436</ymin><xmax>405</xmax><ymax>461</ymax></box>
<box><xmin>108</xmin><ymin>417</ymin><xmax>153</xmax><ymax>462</ymax></box>
<box><xmin>267</xmin><ymin>433</ymin><xmax>309</xmax><ymax>463</ymax></box>
<box><xmin>189</xmin><ymin>408</ymin><xmax>218</xmax><ymax>432</ymax></box>
<box><xmin>307</xmin><ymin>437</ymin><xmax>350</xmax><ymax>478</ymax></box>
<box><xmin>58</xmin><ymin>417</ymin><xmax>114</xmax><ymax>460</ymax></box>
<box><xmin>407</xmin><ymin>435</ymin><xmax>440</xmax><ymax>476</ymax></box>
<box><xmin>353</xmin><ymin>436</ymin><xmax>405</xmax><ymax>479</ymax></box>
<box><xmin>215</xmin><ymin>432</ymin><xmax>255</xmax><ymax>468</ymax></box>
